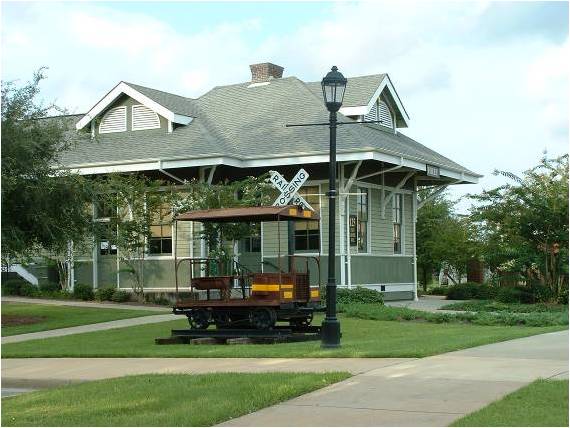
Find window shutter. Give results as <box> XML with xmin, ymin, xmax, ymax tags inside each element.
<box><xmin>99</xmin><ymin>106</ymin><xmax>127</xmax><ymax>134</ymax></box>
<box><xmin>378</xmin><ymin>100</ymin><xmax>394</xmax><ymax>128</ymax></box>
<box><xmin>132</xmin><ymin>105</ymin><xmax>160</xmax><ymax>131</ymax></box>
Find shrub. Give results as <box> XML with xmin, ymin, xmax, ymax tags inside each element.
<box><xmin>426</xmin><ymin>286</ymin><xmax>448</xmax><ymax>296</ymax></box>
<box><xmin>496</xmin><ymin>286</ymin><xmax>534</xmax><ymax>304</ymax></box>
<box><xmin>558</xmin><ymin>288</ymin><xmax>569</xmax><ymax>305</ymax></box>
<box><xmin>144</xmin><ymin>293</ymin><xmax>171</xmax><ymax>306</ymax></box>
<box><xmin>73</xmin><ymin>283</ymin><xmax>94</xmax><ymax>301</ymax></box>
<box><xmin>95</xmin><ymin>286</ymin><xmax>116</xmax><ymax>302</ymax></box>
<box><xmin>528</xmin><ymin>283</ymin><xmax>555</xmax><ymax>303</ymax></box>
<box><xmin>1</xmin><ymin>278</ymin><xmax>26</xmax><ymax>295</ymax></box>
<box><xmin>111</xmin><ymin>290</ymin><xmax>130</xmax><ymax>303</ymax></box>
<box><xmin>336</xmin><ymin>286</ymin><xmax>384</xmax><ymax>305</ymax></box>
<box><xmin>19</xmin><ymin>282</ymin><xmax>40</xmax><ymax>297</ymax></box>
<box><xmin>446</xmin><ymin>283</ymin><xmax>496</xmax><ymax>300</ymax></box>
<box><xmin>39</xmin><ymin>281</ymin><xmax>60</xmax><ymax>293</ymax></box>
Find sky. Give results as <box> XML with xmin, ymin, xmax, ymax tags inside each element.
<box><xmin>1</xmin><ymin>0</ymin><xmax>568</xmax><ymax>212</ymax></box>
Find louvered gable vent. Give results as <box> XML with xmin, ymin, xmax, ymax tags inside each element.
<box><xmin>364</xmin><ymin>103</ymin><xmax>378</xmax><ymax>122</ymax></box>
<box><xmin>132</xmin><ymin>105</ymin><xmax>160</xmax><ymax>131</ymax></box>
<box><xmin>99</xmin><ymin>106</ymin><xmax>127</xmax><ymax>134</ymax></box>
<box><xmin>364</xmin><ymin>99</ymin><xmax>394</xmax><ymax>129</ymax></box>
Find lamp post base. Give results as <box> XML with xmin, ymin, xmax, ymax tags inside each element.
<box><xmin>321</xmin><ymin>317</ymin><xmax>341</xmax><ymax>348</ymax></box>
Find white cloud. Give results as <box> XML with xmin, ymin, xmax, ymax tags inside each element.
<box><xmin>2</xmin><ymin>1</ymin><xmax>567</xmax><ymax>213</ymax></box>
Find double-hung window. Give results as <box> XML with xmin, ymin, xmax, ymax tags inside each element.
<box><xmin>149</xmin><ymin>204</ymin><xmax>173</xmax><ymax>255</ymax></box>
<box><xmin>294</xmin><ymin>186</ymin><xmax>320</xmax><ymax>251</ymax></box>
<box><xmin>243</xmin><ymin>223</ymin><xmax>261</xmax><ymax>252</ymax></box>
<box><xmin>357</xmin><ymin>187</ymin><xmax>369</xmax><ymax>252</ymax></box>
<box><xmin>95</xmin><ymin>201</ymin><xmax>117</xmax><ymax>255</ymax></box>
<box><xmin>393</xmin><ymin>194</ymin><xmax>403</xmax><ymax>254</ymax></box>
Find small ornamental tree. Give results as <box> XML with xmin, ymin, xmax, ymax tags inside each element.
<box><xmin>93</xmin><ymin>174</ymin><xmax>180</xmax><ymax>297</ymax></box>
<box><xmin>469</xmin><ymin>153</ymin><xmax>569</xmax><ymax>298</ymax></box>
<box><xmin>1</xmin><ymin>69</ymin><xmax>94</xmax><ymax>289</ymax></box>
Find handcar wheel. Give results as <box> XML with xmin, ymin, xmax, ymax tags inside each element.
<box><xmin>213</xmin><ymin>311</ymin><xmax>232</xmax><ymax>329</ymax></box>
<box><xmin>250</xmin><ymin>308</ymin><xmax>277</xmax><ymax>330</ymax></box>
<box><xmin>188</xmin><ymin>309</ymin><xmax>210</xmax><ymax>330</ymax></box>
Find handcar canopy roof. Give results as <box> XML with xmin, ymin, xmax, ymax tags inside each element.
<box><xmin>176</xmin><ymin>205</ymin><xmax>319</xmax><ymax>223</ymax></box>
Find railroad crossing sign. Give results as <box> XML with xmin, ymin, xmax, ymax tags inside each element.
<box><xmin>270</xmin><ymin>169</ymin><xmax>314</xmax><ymax>211</ymax></box>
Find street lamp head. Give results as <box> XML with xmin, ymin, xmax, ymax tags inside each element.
<box><xmin>321</xmin><ymin>66</ymin><xmax>347</xmax><ymax>113</ymax></box>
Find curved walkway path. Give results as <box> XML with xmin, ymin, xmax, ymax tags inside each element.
<box><xmin>220</xmin><ymin>331</ymin><xmax>568</xmax><ymax>427</ymax></box>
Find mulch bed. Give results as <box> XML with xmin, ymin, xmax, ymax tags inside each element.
<box><xmin>2</xmin><ymin>314</ymin><xmax>47</xmax><ymax>326</ymax></box>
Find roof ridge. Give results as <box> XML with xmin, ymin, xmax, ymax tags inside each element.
<box><xmin>306</xmin><ymin>72</ymin><xmax>386</xmax><ymax>85</ymax></box>
<box><xmin>199</xmin><ymin>76</ymin><xmax>299</xmax><ymax>99</ymax></box>
<box><xmin>122</xmin><ymin>81</ymin><xmax>195</xmax><ymax>101</ymax></box>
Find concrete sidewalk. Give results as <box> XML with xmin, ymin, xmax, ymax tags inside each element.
<box><xmin>2</xmin><ymin>296</ymin><xmax>170</xmax><ymax>312</ymax></box>
<box><xmin>220</xmin><ymin>331</ymin><xmax>569</xmax><ymax>427</ymax></box>
<box><xmin>2</xmin><ymin>314</ymin><xmax>177</xmax><ymax>344</ymax></box>
<box><xmin>1</xmin><ymin>358</ymin><xmax>411</xmax><ymax>389</ymax></box>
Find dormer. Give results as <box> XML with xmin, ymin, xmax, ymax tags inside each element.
<box><xmin>339</xmin><ymin>74</ymin><xmax>410</xmax><ymax>130</ymax></box>
<box><xmin>76</xmin><ymin>81</ymin><xmax>194</xmax><ymax>137</ymax></box>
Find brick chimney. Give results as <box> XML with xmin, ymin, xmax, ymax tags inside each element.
<box><xmin>249</xmin><ymin>62</ymin><xmax>284</xmax><ymax>83</ymax></box>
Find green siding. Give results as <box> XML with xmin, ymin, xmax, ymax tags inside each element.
<box><xmin>350</xmin><ymin>255</ymin><xmax>414</xmax><ymax>284</ymax></box>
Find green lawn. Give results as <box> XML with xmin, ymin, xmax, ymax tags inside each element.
<box><xmin>1</xmin><ymin>372</ymin><xmax>349</xmax><ymax>426</ymax></box>
<box><xmin>1</xmin><ymin>302</ymin><xmax>165</xmax><ymax>336</ymax></box>
<box><xmin>451</xmin><ymin>379</ymin><xmax>569</xmax><ymax>427</ymax></box>
<box><xmin>2</xmin><ymin>314</ymin><xmax>565</xmax><ymax>358</ymax></box>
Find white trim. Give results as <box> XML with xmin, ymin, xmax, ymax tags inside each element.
<box><xmin>76</xmin><ymin>82</ymin><xmax>192</xmax><ymax>131</ymax></box>
<box><xmin>67</xmin><ymin>150</ymin><xmax>480</xmax><ymax>184</ymax></box>
<box><xmin>339</xmin><ymin>75</ymin><xmax>410</xmax><ymax>127</ymax></box>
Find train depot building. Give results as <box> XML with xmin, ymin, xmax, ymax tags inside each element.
<box><xmin>62</xmin><ymin>62</ymin><xmax>480</xmax><ymax>301</ymax></box>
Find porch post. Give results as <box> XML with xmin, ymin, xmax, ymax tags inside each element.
<box><xmin>412</xmin><ymin>175</ymin><xmax>419</xmax><ymax>301</ymax></box>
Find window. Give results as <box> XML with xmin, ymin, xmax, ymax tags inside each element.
<box><xmin>94</xmin><ymin>201</ymin><xmax>117</xmax><ymax>255</ymax></box>
<box><xmin>99</xmin><ymin>106</ymin><xmax>127</xmax><ymax>134</ymax></box>
<box><xmin>132</xmin><ymin>105</ymin><xmax>160</xmax><ymax>131</ymax></box>
<box><xmin>393</xmin><ymin>194</ymin><xmax>402</xmax><ymax>254</ymax></box>
<box><xmin>357</xmin><ymin>187</ymin><xmax>368</xmax><ymax>252</ymax></box>
<box><xmin>294</xmin><ymin>186</ymin><xmax>320</xmax><ymax>251</ymax></box>
<box><xmin>149</xmin><ymin>204</ymin><xmax>173</xmax><ymax>255</ymax></box>
<box><xmin>243</xmin><ymin>223</ymin><xmax>261</xmax><ymax>252</ymax></box>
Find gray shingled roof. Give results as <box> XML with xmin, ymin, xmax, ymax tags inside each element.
<box><xmin>123</xmin><ymin>82</ymin><xmax>199</xmax><ymax>117</ymax></box>
<box><xmin>61</xmin><ymin>76</ymin><xmax>479</xmax><ymax>178</ymax></box>
<box><xmin>306</xmin><ymin>74</ymin><xmax>386</xmax><ymax>108</ymax></box>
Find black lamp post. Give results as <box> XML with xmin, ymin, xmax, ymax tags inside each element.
<box><xmin>320</xmin><ymin>66</ymin><xmax>347</xmax><ymax>348</ymax></box>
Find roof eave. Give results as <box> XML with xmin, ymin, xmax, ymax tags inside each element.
<box><xmin>339</xmin><ymin>74</ymin><xmax>410</xmax><ymax>128</ymax></box>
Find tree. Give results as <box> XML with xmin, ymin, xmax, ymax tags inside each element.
<box><xmin>93</xmin><ymin>174</ymin><xmax>179</xmax><ymax>297</ymax></box>
<box><xmin>469</xmin><ymin>153</ymin><xmax>569</xmax><ymax>298</ymax></box>
<box><xmin>416</xmin><ymin>193</ymin><xmax>453</xmax><ymax>289</ymax></box>
<box><xmin>1</xmin><ymin>70</ymin><xmax>94</xmax><ymax>288</ymax></box>
<box><xmin>416</xmin><ymin>191</ymin><xmax>480</xmax><ymax>288</ymax></box>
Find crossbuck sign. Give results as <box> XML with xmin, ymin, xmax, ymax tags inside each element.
<box><xmin>270</xmin><ymin>169</ymin><xmax>314</xmax><ymax>211</ymax></box>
